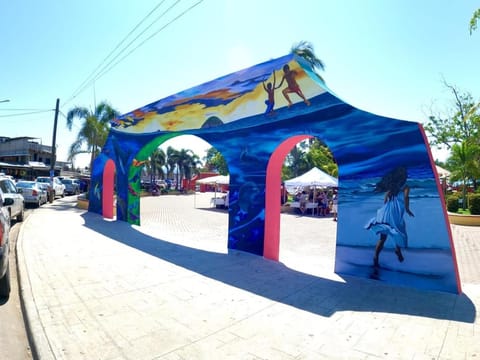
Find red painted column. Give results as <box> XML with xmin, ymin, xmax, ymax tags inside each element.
<box><xmin>102</xmin><ymin>159</ymin><xmax>115</xmax><ymax>219</ymax></box>
<box><xmin>264</xmin><ymin>135</ymin><xmax>312</xmax><ymax>261</ymax></box>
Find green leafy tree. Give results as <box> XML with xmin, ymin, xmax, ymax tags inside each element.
<box><xmin>446</xmin><ymin>141</ymin><xmax>480</xmax><ymax>209</ymax></box>
<box><xmin>204</xmin><ymin>147</ymin><xmax>229</xmax><ymax>175</ymax></box>
<box><xmin>282</xmin><ymin>139</ymin><xmax>337</xmax><ymax>181</ymax></box>
<box><xmin>284</xmin><ymin>142</ymin><xmax>309</xmax><ymax>178</ymax></box>
<box><xmin>305</xmin><ymin>139</ymin><xmax>338</xmax><ymax>177</ymax></box>
<box><xmin>66</xmin><ymin>101</ymin><xmax>119</xmax><ymax>171</ymax></box>
<box><xmin>424</xmin><ymin>82</ymin><xmax>480</xmax><ymax>192</ymax></box>
<box><xmin>424</xmin><ymin>82</ymin><xmax>480</xmax><ymax>149</ymax></box>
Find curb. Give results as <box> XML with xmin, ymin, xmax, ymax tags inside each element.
<box><xmin>16</xmin><ymin>213</ymin><xmax>54</xmax><ymax>360</ymax></box>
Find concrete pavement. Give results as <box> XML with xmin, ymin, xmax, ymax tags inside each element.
<box><xmin>16</xmin><ymin>194</ymin><xmax>480</xmax><ymax>359</ymax></box>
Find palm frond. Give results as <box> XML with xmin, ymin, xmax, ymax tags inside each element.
<box><xmin>291</xmin><ymin>40</ymin><xmax>325</xmax><ymax>71</ymax></box>
<box><xmin>470</xmin><ymin>9</ymin><xmax>480</xmax><ymax>35</ymax></box>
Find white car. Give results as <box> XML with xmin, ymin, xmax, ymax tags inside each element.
<box><xmin>0</xmin><ymin>176</ymin><xmax>24</xmax><ymax>223</ymax></box>
<box><xmin>16</xmin><ymin>181</ymin><xmax>48</xmax><ymax>207</ymax></box>
<box><xmin>36</xmin><ymin>176</ymin><xmax>66</xmax><ymax>199</ymax></box>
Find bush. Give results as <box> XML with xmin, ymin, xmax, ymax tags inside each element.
<box><xmin>469</xmin><ymin>194</ymin><xmax>480</xmax><ymax>215</ymax></box>
<box><xmin>446</xmin><ymin>195</ymin><xmax>459</xmax><ymax>213</ymax></box>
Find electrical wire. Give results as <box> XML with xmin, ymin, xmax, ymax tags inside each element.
<box><xmin>64</xmin><ymin>0</ymin><xmax>169</xmax><ymax>107</ymax></box>
<box><xmin>0</xmin><ymin>108</ymin><xmax>52</xmax><ymax>112</ymax></box>
<box><xmin>64</xmin><ymin>0</ymin><xmax>203</xmax><ymax>107</ymax></box>
<box><xmin>80</xmin><ymin>0</ymin><xmax>181</xmax><ymax>91</ymax></box>
<box><xmin>93</xmin><ymin>0</ymin><xmax>203</xmax><ymax>85</ymax></box>
<box><xmin>0</xmin><ymin>109</ymin><xmax>54</xmax><ymax>118</ymax></box>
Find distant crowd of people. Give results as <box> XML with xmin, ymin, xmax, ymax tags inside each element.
<box><xmin>293</xmin><ymin>188</ymin><xmax>338</xmax><ymax>221</ymax></box>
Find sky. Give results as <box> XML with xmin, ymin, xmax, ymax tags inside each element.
<box><xmin>1</xmin><ymin>0</ymin><xmax>479</xmax><ymax>169</ymax></box>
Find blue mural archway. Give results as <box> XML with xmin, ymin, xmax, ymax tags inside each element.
<box><xmin>88</xmin><ymin>53</ymin><xmax>461</xmax><ymax>294</ymax></box>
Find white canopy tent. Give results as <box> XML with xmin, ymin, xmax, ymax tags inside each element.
<box><xmin>436</xmin><ymin>165</ymin><xmax>451</xmax><ymax>179</ymax></box>
<box><xmin>196</xmin><ymin>175</ymin><xmax>230</xmax><ymax>185</ymax></box>
<box><xmin>284</xmin><ymin>167</ymin><xmax>338</xmax><ymax>194</ymax></box>
<box><xmin>195</xmin><ymin>174</ymin><xmax>230</xmax><ymax>208</ymax></box>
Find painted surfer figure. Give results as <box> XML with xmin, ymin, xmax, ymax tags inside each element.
<box><xmin>262</xmin><ymin>71</ymin><xmax>281</xmax><ymax>115</ymax></box>
<box><xmin>278</xmin><ymin>64</ymin><xmax>310</xmax><ymax>107</ymax></box>
<box><xmin>365</xmin><ymin>166</ymin><xmax>414</xmax><ymax>267</ymax></box>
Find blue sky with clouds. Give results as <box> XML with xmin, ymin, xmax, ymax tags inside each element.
<box><xmin>1</xmin><ymin>0</ymin><xmax>479</xmax><ymax>167</ymax></box>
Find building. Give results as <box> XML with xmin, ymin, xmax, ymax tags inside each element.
<box><xmin>0</xmin><ymin>136</ymin><xmax>63</xmax><ymax>179</ymax></box>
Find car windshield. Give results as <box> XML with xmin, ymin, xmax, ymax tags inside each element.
<box><xmin>36</xmin><ymin>178</ymin><xmax>50</xmax><ymax>183</ymax></box>
<box><xmin>62</xmin><ymin>179</ymin><xmax>72</xmax><ymax>184</ymax></box>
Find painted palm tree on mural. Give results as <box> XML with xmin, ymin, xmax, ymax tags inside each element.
<box><xmin>66</xmin><ymin>101</ymin><xmax>119</xmax><ymax>171</ymax></box>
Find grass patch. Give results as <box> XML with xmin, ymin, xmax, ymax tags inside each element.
<box><xmin>457</xmin><ymin>208</ymin><xmax>472</xmax><ymax>215</ymax></box>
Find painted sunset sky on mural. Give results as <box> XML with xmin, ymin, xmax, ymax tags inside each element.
<box><xmin>111</xmin><ymin>54</ymin><xmax>326</xmax><ymax>133</ymax></box>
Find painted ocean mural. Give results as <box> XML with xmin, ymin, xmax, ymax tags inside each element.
<box><xmin>90</xmin><ymin>53</ymin><xmax>459</xmax><ymax>293</ymax></box>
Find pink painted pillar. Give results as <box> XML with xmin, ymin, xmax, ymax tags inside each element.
<box><xmin>264</xmin><ymin>135</ymin><xmax>312</xmax><ymax>261</ymax></box>
<box><xmin>102</xmin><ymin>159</ymin><xmax>115</xmax><ymax>219</ymax></box>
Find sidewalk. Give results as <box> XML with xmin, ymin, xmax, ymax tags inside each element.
<box><xmin>17</xmin><ymin>195</ymin><xmax>480</xmax><ymax>359</ymax></box>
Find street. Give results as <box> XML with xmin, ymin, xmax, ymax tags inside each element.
<box><xmin>0</xmin><ymin>210</ymin><xmax>33</xmax><ymax>360</ymax></box>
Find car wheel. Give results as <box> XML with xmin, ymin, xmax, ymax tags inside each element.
<box><xmin>61</xmin><ymin>190</ymin><xmax>65</xmax><ymax>198</ymax></box>
<box><xmin>17</xmin><ymin>206</ymin><xmax>24</xmax><ymax>222</ymax></box>
<box><xmin>0</xmin><ymin>262</ymin><xmax>11</xmax><ymax>298</ymax></box>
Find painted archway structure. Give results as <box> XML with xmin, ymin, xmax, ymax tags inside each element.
<box><xmin>90</xmin><ymin>53</ymin><xmax>461</xmax><ymax>294</ymax></box>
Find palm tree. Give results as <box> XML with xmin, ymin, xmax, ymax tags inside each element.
<box><xmin>470</xmin><ymin>8</ymin><xmax>480</xmax><ymax>34</ymax></box>
<box><xmin>181</xmin><ymin>152</ymin><xmax>202</xmax><ymax>191</ymax></box>
<box><xmin>165</xmin><ymin>146</ymin><xmax>179</xmax><ymax>182</ymax></box>
<box><xmin>66</xmin><ymin>101</ymin><xmax>119</xmax><ymax>171</ymax></box>
<box><xmin>447</xmin><ymin>141</ymin><xmax>479</xmax><ymax>209</ymax></box>
<box><xmin>146</xmin><ymin>148</ymin><xmax>166</xmax><ymax>183</ymax></box>
<box><xmin>173</xmin><ymin>149</ymin><xmax>197</xmax><ymax>190</ymax></box>
<box><xmin>291</xmin><ymin>41</ymin><xmax>326</xmax><ymax>82</ymax></box>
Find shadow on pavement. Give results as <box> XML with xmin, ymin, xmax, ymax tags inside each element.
<box><xmin>80</xmin><ymin>211</ymin><xmax>476</xmax><ymax>323</ymax></box>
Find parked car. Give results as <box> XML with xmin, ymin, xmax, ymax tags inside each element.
<box><xmin>36</xmin><ymin>182</ymin><xmax>53</xmax><ymax>203</ymax></box>
<box><xmin>0</xmin><ymin>176</ymin><xmax>24</xmax><ymax>223</ymax></box>
<box><xmin>36</xmin><ymin>176</ymin><xmax>65</xmax><ymax>199</ymax></box>
<box><xmin>0</xmin><ymin>189</ymin><xmax>14</xmax><ymax>298</ymax></box>
<box><xmin>16</xmin><ymin>181</ymin><xmax>48</xmax><ymax>207</ymax></box>
<box><xmin>61</xmin><ymin>178</ymin><xmax>80</xmax><ymax>195</ymax></box>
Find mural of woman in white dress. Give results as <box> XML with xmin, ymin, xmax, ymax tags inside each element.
<box><xmin>365</xmin><ymin>166</ymin><xmax>415</xmax><ymax>267</ymax></box>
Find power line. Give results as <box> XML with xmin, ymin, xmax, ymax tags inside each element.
<box><xmin>64</xmin><ymin>0</ymin><xmax>169</xmax><ymax>107</ymax></box>
<box><xmin>84</xmin><ymin>0</ymin><xmax>182</xmax><ymax>89</ymax></box>
<box><xmin>93</xmin><ymin>0</ymin><xmax>203</xmax><ymax>85</ymax></box>
<box><xmin>0</xmin><ymin>109</ymin><xmax>54</xmax><ymax>118</ymax></box>
<box><xmin>0</xmin><ymin>108</ymin><xmax>52</xmax><ymax>112</ymax></box>
<box><xmin>64</xmin><ymin>0</ymin><xmax>204</xmax><ymax>108</ymax></box>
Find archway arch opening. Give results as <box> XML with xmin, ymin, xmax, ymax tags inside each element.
<box><xmin>265</xmin><ymin>135</ymin><xmax>339</xmax><ymax>278</ymax></box>
<box><xmin>127</xmin><ymin>134</ymin><xmax>230</xmax><ymax>252</ymax></box>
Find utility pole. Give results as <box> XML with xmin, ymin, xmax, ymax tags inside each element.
<box><xmin>50</xmin><ymin>98</ymin><xmax>60</xmax><ymax>177</ymax></box>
